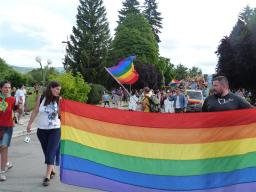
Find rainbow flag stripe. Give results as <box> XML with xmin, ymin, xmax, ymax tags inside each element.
<box><xmin>107</xmin><ymin>56</ymin><xmax>139</xmax><ymax>84</ymax></box>
<box><xmin>60</xmin><ymin>99</ymin><xmax>256</xmax><ymax>192</ymax></box>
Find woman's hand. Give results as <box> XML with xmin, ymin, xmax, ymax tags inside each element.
<box><xmin>27</xmin><ymin>124</ymin><xmax>32</xmax><ymax>133</ymax></box>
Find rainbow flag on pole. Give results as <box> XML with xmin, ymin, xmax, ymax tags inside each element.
<box><xmin>107</xmin><ymin>56</ymin><xmax>139</xmax><ymax>84</ymax></box>
<box><xmin>60</xmin><ymin>99</ymin><xmax>256</xmax><ymax>192</ymax></box>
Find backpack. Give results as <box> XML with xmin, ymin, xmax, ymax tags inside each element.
<box><xmin>39</xmin><ymin>95</ymin><xmax>44</xmax><ymax>104</ymax></box>
<box><xmin>148</xmin><ymin>95</ymin><xmax>160</xmax><ymax>112</ymax></box>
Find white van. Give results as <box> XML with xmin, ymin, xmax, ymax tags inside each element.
<box><xmin>185</xmin><ymin>89</ymin><xmax>204</xmax><ymax>112</ymax></box>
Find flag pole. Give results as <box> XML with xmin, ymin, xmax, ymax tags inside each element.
<box><xmin>105</xmin><ymin>67</ymin><xmax>130</xmax><ymax>96</ymax></box>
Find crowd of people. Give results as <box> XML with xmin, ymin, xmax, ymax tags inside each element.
<box><xmin>102</xmin><ymin>75</ymin><xmax>254</xmax><ymax>113</ymax></box>
<box><xmin>0</xmin><ymin>75</ymin><xmax>254</xmax><ymax>187</ymax></box>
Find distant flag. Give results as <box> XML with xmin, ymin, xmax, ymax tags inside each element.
<box><xmin>169</xmin><ymin>79</ymin><xmax>180</xmax><ymax>86</ymax></box>
<box><xmin>106</xmin><ymin>56</ymin><xmax>139</xmax><ymax>85</ymax></box>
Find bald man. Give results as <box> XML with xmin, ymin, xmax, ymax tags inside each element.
<box><xmin>202</xmin><ymin>76</ymin><xmax>253</xmax><ymax>112</ymax></box>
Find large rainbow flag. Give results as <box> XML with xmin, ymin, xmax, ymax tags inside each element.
<box><xmin>60</xmin><ymin>99</ymin><xmax>256</xmax><ymax>192</ymax></box>
<box><xmin>107</xmin><ymin>56</ymin><xmax>139</xmax><ymax>85</ymax></box>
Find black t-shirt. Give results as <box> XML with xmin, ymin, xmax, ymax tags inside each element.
<box><xmin>202</xmin><ymin>92</ymin><xmax>253</xmax><ymax>112</ymax></box>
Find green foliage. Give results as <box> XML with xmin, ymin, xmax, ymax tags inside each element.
<box><xmin>173</xmin><ymin>64</ymin><xmax>188</xmax><ymax>80</ymax></box>
<box><xmin>27</xmin><ymin>67</ymin><xmax>59</xmax><ymax>85</ymax></box>
<box><xmin>5</xmin><ymin>71</ymin><xmax>28</xmax><ymax>88</ymax></box>
<box><xmin>0</xmin><ymin>58</ymin><xmax>28</xmax><ymax>87</ymax></box>
<box><xmin>118</xmin><ymin>0</ymin><xmax>141</xmax><ymax>23</ymax></box>
<box><xmin>188</xmin><ymin>67</ymin><xmax>202</xmax><ymax>78</ymax></box>
<box><xmin>49</xmin><ymin>72</ymin><xmax>91</xmax><ymax>102</ymax></box>
<box><xmin>133</xmin><ymin>62</ymin><xmax>162</xmax><ymax>89</ymax></box>
<box><xmin>111</xmin><ymin>14</ymin><xmax>159</xmax><ymax>65</ymax></box>
<box><xmin>143</xmin><ymin>0</ymin><xmax>163</xmax><ymax>43</ymax></box>
<box><xmin>216</xmin><ymin>6</ymin><xmax>256</xmax><ymax>92</ymax></box>
<box><xmin>64</xmin><ymin>0</ymin><xmax>111</xmax><ymax>84</ymax></box>
<box><xmin>27</xmin><ymin>91</ymin><xmax>37</xmax><ymax>111</ymax></box>
<box><xmin>0</xmin><ymin>58</ymin><xmax>16</xmax><ymax>81</ymax></box>
<box><xmin>87</xmin><ymin>84</ymin><xmax>105</xmax><ymax>104</ymax></box>
<box><xmin>157</xmin><ymin>57</ymin><xmax>175</xmax><ymax>85</ymax></box>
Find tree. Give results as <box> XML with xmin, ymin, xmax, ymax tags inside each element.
<box><xmin>5</xmin><ymin>71</ymin><xmax>28</xmax><ymax>88</ymax></box>
<box><xmin>188</xmin><ymin>67</ymin><xmax>202</xmax><ymax>78</ymax></box>
<box><xmin>143</xmin><ymin>0</ymin><xmax>163</xmax><ymax>42</ymax></box>
<box><xmin>49</xmin><ymin>72</ymin><xmax>91</xmax><ymax>102</ymax></box>
<box><xmin>216</xmin><ymin>6</ymin><xmax>256</xmax><ymax>102</ymax></box>
<box><xmin>87</xmin><ymin>84</ymin><xmax>105</xmax><ymax>104</ymax></box>
<box><xmin>157</xmin><ymin>57</ymin><xmax>175</xmax><ymax>85</ymax></box>
<box><xmin>64</xmin><ymin>0</ymin><xmax>111</xmax><ymax>84</ymax></box>
<box><xmin>27</xmin><ymin>67</ymin><xmax>59</xmax><ymax>85</ymax></box>
<box><xmin>0</xmin><ymin>58</ymin><xmax>14</xmax><ymax>81</ymax></box>
<box><xmin>174</xmin><ymin>64</ymin><xmax>188</xmax><ymax>80</ymax></box>
<box><xmin>111</xmin><ymin>14</ymin><xmax>159</xmax><ymax>65</ymax></box>
<box><xmin>0</xmin><ymin>57</ymin><xmax>28</xmax><ymax>86</ymax></box>
<box><xmin>118</xmin><ymin>0</ymin><xmax>141</xmax><ymax>23</ymax></box>
<box><xmin>132</xmin><ymin>62</ymin><xmax>162</xmax><ymax>90</ymax></box>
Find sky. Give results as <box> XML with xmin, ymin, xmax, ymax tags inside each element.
<box><xmin>0</xmin><ymin>0</ymin><xmax>256</xmax><ymax>74</ymax></box>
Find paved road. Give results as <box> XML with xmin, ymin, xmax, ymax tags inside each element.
<box><xmin>1</xmin><ymin>134</ymin><xmax>101</xmax><ymax>192</ymax></box>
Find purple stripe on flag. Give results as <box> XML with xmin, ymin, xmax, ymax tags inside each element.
<box><xmin>60</xmin><ymin>169</ymin><xmax>256</xmax><ymax>192</ymax></box>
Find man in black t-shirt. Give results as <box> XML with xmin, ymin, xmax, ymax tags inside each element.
<box><xmin>202</xmin><ymin>76</ymin><xmax>253</xmax><ymax>112</ymax></box>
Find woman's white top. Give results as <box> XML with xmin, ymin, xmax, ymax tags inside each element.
<box><xmin>36</xmin><ymin>98</ymin><xmax>61</xmax><ymax>129</ymax></box>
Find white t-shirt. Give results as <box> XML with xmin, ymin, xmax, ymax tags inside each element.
<box><xmin>36</xmin><ymin>98</ymin><xmax>61</xmax><ymax>129</ymax></box>
<box><xmin>15</xmin><ymin>89</ymin><xmax>25</xmax><ymax>105</ymax></box>
<box><xmin>128</xmin><ymin>95</ymin><xmax>138</xmax><ymax>111</ymax></box>
<box><xmin>176</xmin><ymin>95</ymin><xmax>181</xmax><ymax>109</ymax></box>
<box><xmin>164</xmin><ymin>99</ymin><xmax>174</xmax><ymax>113</ymax></box>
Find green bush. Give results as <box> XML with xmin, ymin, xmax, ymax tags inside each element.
<box><xmin>87</xmin><ymin>84</ymin><xmax>105</xmax><ymax>104</ymax></box>
<box><xmin>49</xmin><ymin>72</ymin><xmax>91</xmax><ymax>102</ymax></box>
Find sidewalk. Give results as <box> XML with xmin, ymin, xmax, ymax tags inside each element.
<box><xmin>1</xmin><ymin>134</ymin><xmax>100</xmax><ymax>192</ymax></box>
<box><xmin>6</xmin><ymin>106</ymin><xmax>129</xmax><ymax>191</ymax></box>
<box><xmin>12</xmin><ymin>113</ymin><xmax>36</xmax><ymax>138</ymax></box>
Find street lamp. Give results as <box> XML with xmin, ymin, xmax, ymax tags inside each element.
<box><xmin>35</xmin><ymin>56</ymin><xmax>52</xmax><ymax>87</ymax></box>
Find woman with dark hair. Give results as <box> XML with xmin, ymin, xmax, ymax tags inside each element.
<box><xmin>27</xmin><ymin>81</ymin><xmax>61</xmax><ymax>186</ymax></box>
<box><xmin>0</xmin><ymin>81</ymin><xmax>15</xmax><ymax>181</ymax></box>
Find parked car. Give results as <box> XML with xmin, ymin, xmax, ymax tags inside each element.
<box><xmin>185</xmin><ymin>89</ymin><xmax>204</xmax><ymax>112</ymax></box>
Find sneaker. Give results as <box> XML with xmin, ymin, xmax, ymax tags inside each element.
<box><xmin>5</xmin><ymin>162</ymin><xmax>13</xmax><ymax>172</ymax></box>
<box><xmin>42</xmin><ymin>178</ymin><xmax>50</xmax><ymax>186</ymax></box>
<box><xmin>0</xmin><ymin>173</ymin><xmax>6</xmax><ymax>181</ymax></box>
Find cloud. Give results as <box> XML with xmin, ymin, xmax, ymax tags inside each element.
<box><xmin>0</xmin><ymin>0</ymin><xmax>256</xmax><ymax>74</ymax></box>
<box><xmin>0</xmin><ymin>0</ymin><xmax>78</xmax><ymax>67</ymax></box>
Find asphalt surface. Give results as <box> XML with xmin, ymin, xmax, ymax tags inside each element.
<box><xmin>1</xmin><ymin>117</ymin><xmax>101</xmax><ymax>192</ymax></box>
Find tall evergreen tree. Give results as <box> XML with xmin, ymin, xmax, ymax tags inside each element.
<box><xmin>143</xmin><ymin>0</ymin><xmax>163</xmax><ymax>42</ymax></box>
<box><xmin>216</xmin><ymin>6</ymin><xmax>256</xmax><ymax>102</ymax></box>
<box><xmin>111</xmin><ymin>13</ymin><xmax>159</xmax><ymax>65</ymax></box>
<box><xmin>64</xmin><ymin>0</ymin><xmax>111</xmax><ymax>84</ymax></box>
<box><xmin>118</xmin><ymin>0</ymin><xmax>141</xmax><ymax>23</ymax></box>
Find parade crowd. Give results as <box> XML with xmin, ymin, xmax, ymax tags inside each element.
<box><xmin>0</xmin><ymin>75</ymin><xmax>254</xmax><ymax>187</ymax></box>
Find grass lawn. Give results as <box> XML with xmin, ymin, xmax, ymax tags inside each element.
<box><xmin>27</xmin><ymin>92</ymin><xmax>37</xmax><ymax>111</ymax></box>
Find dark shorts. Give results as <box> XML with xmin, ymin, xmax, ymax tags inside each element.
<box><xmin>0</xmin><ymin>127</ymin><xmax>13</xmax><ymax>147</ymax></box>
<box><xmin>104</xmin><ymin>101</ymin><xmax>110</xmax><ymax>106</ymax></box>
<box><xmin>37</xmin><ymin>128</ymin><xmax>61</xmax><ymax>165</ymax></box>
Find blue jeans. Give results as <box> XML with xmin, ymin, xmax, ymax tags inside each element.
<box><xmin>37</xmin><ymin>128</ymin><xmax>60</xmax><ymax>165</ymax></box>
<box><xmin>0</xmin><ymin>127</ymin><xmax>13</xmax><ymax>147</ymax></box>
